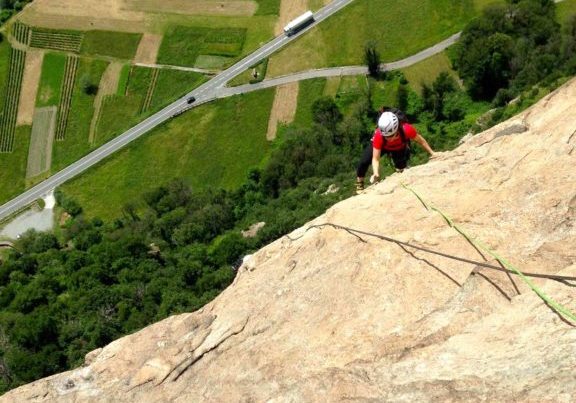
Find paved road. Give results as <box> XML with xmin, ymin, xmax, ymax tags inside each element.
<box><xmin>217</xmin><ymin>32</ymin><xmax>462</xmax><ymax>98</ymax></box>
<box><xmin>0</xmin><ymin>0</ymin><xmax>355</xmax><ymax>221</ymax></box>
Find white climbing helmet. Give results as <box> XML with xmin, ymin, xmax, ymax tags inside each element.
<box><xmin>378</xmin><ymin>111</ymin><xmax>399</xmax><ymax>137</ymax></box>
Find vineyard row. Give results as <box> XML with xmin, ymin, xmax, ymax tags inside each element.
<box><xmin>55</xmin><ymin>56</ymin><xmax>79</xmax><ymax>141</ymax></box>
<box><xmin>0</xmin><ymin>49</ymin><xmax>26</xmax><ymax>153</ymax></box>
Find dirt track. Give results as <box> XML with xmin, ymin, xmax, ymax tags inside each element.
<box><xmin>266</xmin><ymin>82</ymin><xmax>299</xmax><ymax>140</ymax></box>
<box><xmin>134</xmin><ymin>33</ymin><xmax>163</xmax><ymax>64</ymax></box>
<box><xmin>17</xmin><ymin>50</ymin><xmax>44</xmax><ymax>126</ymax></box>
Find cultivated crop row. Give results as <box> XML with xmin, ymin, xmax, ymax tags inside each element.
<box><xmin>141</xmin><ymin>68</ymin><xmax>159</xmax><ymax>113</ymax></box>
<box><xmin>12</xmin><ymin>22</ymin><xmax>31</xmax><ymax>46</ymax></box>
<box><xmin>0</xmin><ymin>49</ymin><xmax>25</xmax><ymax>153</ymax></box>
<box><xmin>30</xmin><ymin>28</ymin><xmax>84</xmax><ymax>53</ymax></box>
<box><xmin>55</xmin><ymin>56</ymin><xmax>79</xmax><ymax>141</ymax></box>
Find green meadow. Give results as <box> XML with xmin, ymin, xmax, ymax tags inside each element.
<box><xmin>401</xmin><ymin>51</ymin><xmax>458</xmax><ymax>94</ymax></box>
<box><xmin>35</xmin><ymin>52</ymin><xmax>66</xmax><ymax>107</ymax></box>
<box><xmin>95</xmin><ymin>67</ymin><xmax>207</xmax><ymax>146</ymax></box>
<box><xmin>152</xmin><ymin>14</ymin><xmax>276</xmax><ymax>64</ymax></box>
<box><xmin>254</xmin><ymin>0</ymin><xmax>280</xmax><ymax>15</ymax></box>
<box><xmin>557</xmin><ymin>0</ymin><xmax>576</xmax><ymax>26</ymax></box>
<box><xmin>268</xmin><ymin>0</ymin><xmax>488</xmax><ymax>77</ymax></box>
<box><xmin>157</xmin><ymin>26</ymin><xmax>247</xmax><ymax>67</ymax></box>
<box><xmin>51</xmin><ymin>58</ymin><xmax>108</xmax><ymax>171</ymax></box>
<box><xmin>0</xmin><ymin>42</ymin><xmax>12</xmax><ymax>120</ymax></box>
<box><xmin>62</xmin><ymin>89</ymin><xmax>275</xmax><ymax>220</ymax></box>
<box><xmin>149</xmin><ymin>69</ymin><xmax>207</xmax><ymax>111</ymax></box>
<box><xmin>116</xmin><ymin>64</ymin><xmax>130</xmax><ymax>96</ymax></box>
<box><xmin>292</xmin><ymin>78</ymin><xmax>327</xmax><ymax>127</ymax></box>
<box><xmin>81</xmin><ymin>30</ymin><xmax>142</xmax><ymax>59</ymax></box>
<box><xmin>0</xmin><ymin>126</ymin><xmax>31</xmax><ymax>202</ymax></box>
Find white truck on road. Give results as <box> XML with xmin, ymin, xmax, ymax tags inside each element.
<box><xmin>283</xmin><ymin>11</ymin><xmax>315</xmax><ymax>36</ymax></box>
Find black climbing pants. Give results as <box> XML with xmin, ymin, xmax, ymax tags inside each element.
<box><xmin>356</xmin><ymin>143</ymin><xmax>411</xmax><ymax>177</ymax></box>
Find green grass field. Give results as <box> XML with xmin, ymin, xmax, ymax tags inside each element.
<box><xmin>94</xmin><ymin>67</ymin><xmax>207</xmax><ymax>146</ymax></box>
<box><xmin>336</xmin><ymin>75</ymin><xmax>368</xmax><ymax>113</ymax></box>
<box><xmin>116</xmin><ymin>64</ymin><xmax>130</xmax><ymax>96</ymax></box>
<box><xmin>254</xmin><ymin>0</ymin><xmax>280</xmax><ymax>15</ymax></box>
<box><xmin>62</xmin><ymin>89</ymin><xmax>275</xmax><ymax>220</ymax></box>
<box><xmin>51</xmin><ymin>58</ymin><xmax>108</xmax><ymax>171</ymax></box>
<box><xmin>95</xmin><ymin>95</ymin><xmax>143</xmax><ymax>146</ymax></box>
<box><xmin>401</xmin><ymin>51</ymin><xmax>458</xmax><ymax>94</ymax></box>
<box><xmin>95</xmin><ymin>66</ymin><xmax>152</xmax><ymax>145</ymax></box>
<box><xmin>157</xmin><ymin>26</ymin><xmax>247</xmax><ymax>67</ymax></box>
<box><xmin>36</xmin><ymin>52</ymin><xmax>66</xmax><ymax>107</ymax></box>
<box><xmin>268</xmin><ymin>0</ymin><xmax>486</xmax><ymax>77</ymax></box>
<box><xmin>152</xmin><ymin>14</ymin><xmax>275</xmax><ymax>66</ymax></box>
<box><xmin>292</xmin><ymin>78</ymin><xmax>327</xmax><ymax>127</ymax></box>
<box><xmin>557</xmin><ymin>0</ymin><xmax>576</xmax><ymax>26</ymax></box>
<box><xmin>149</xmin><ymin>69</ymin><xmax>207</xmax><ymax>111</ymax></box>
<box><xmin>0</xmin><ymin>42</ymin><xmax>12</xmax><ymax>122</ymax></box>
<box><xmin>0</xmin><ymin>126</ymin><xmax>31</xmax><ymax>203</ymax></box>
<box><xmin>81</xmin><ymin>30</ymin><xmax>142</xmax><ymax>59</ymax></box>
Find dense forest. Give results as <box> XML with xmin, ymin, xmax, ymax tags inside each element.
<box><xmin>0</xmin><ymin>0</ymin><xmax>575</xmax><ymax>393</ymax></box>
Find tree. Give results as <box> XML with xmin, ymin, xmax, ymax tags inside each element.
<box><xmin>54</xmin><ymin>190</ymin><xmax>82</xmax><ymax>217</ymax></box>
<box><xmin>454</xmin><ymin>0</ymin><xmax>562</xmax><ymax>100</ymax></box>
<box><xmin>396</xmin><ymin>83</ymin><xmax>409</xmax><ymax>112</ymax></box>
<box><xmin>311</xmin><ymin>96</ymin><xmax>342</xmax><ymax>135</ymax></box>
<box><xmin>80</xmin><ymin>75</ymin><xmax>98</xmax><ymax>96</ymax></box>
<box><xmin>421</xmin><ymin>72</ymin><xmax>459</xmax><ymax>120</ymax></box>
<box><xmin>364</xmin><ymin>41</ymin><xmax>381</xmax><ymax>78</ymax></box>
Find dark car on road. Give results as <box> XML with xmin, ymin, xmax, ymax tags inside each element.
<box><xmin>187</xmin><ymin>96</ymin><xmax>196</xmax><ymax>104</ymax></box>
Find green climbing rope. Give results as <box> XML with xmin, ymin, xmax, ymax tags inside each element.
<box><xmin>401</xmin><ymin>183</ymin><xmax>576</xmax><ymax>323</ymax></box>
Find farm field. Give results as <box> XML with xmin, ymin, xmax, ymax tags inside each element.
<box><xmin>292</xmin><ymin>78</ymin><xmax>326</xmax><ymax>127</ymax></box>
<box><xmin>124</xmin><ymin>0</ymin><xmax>258</xmax><ymax>16</ymax></box>
<box><xmin>94</xmin><ymin>67</ymin><xmax>207</xmax><ymax>146</ymax></box>
<box><xmin>26</xmin><ymin>106</ymin><xmax>57</xmax><ymax>179</ymax></box>
<box><xmin>133</xmin><ymin>33</ymin><xmax>162</xmax><ymax>64</ymax></box>
<box><xmin>54</xmin><ymin>56</ymin><xmax>79</xmax><ymax>141</ymax></box>
<box><xmin>80</xmin><ymin>30</ymin><xmax>143</xmax><ymax>59</ymax></box>
<box><xmin>51</xmin><ymin>58</ymin><xmax>108</xmax><ymax>171</ymax></box>
<box><xmin>35</xmin><ymin>52</ymin><xmax>66</xmax><ymax>107</ymax></box>
<box><xmin>17</xmin><ymin>50</ymin><xmax>44</xmax><ymax>126</ymax></box>
<box><xmin>157</xmin><ymin>26</ymin><xmax>247</xmax><ymax>67</ymax></box>
<box><xmin>62</xmin><ymin>89</ymin><xmax>276</xmax><ymax>220</ymax></box>
<box><xmin>0</xmin><ymin>48</ymin><xmax>26</xmax><ymax>153</ymax></box>
<box><xmin>29</xmin><ymin>27</ymin><xmax>84</xmax><ymax>52</ymax></box>
<box><xmin>0</xmin><ymin>43</ymin><xmax>11</xmax><ymax>114</ymax></box>
<box><xmin>89</xmin><ymin>62</ymin><xmax>124</xmax><ymax>143</ymax></box>
<box><xmin>266</xmin><ymin>82</ymin><xmax>299</xmax><ymax>140</ymax></box>
<box><xmin>0</xmin><ymin>127</ymin><xmax>31</xmax><ymax>202</ymax></box>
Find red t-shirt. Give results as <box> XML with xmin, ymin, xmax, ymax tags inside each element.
<box><xmin>372</xmin><ymin>122</ymin><xmax>417</xmax><ymax>151</ymax></box>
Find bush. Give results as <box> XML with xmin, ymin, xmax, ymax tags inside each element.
<box><xmin>55</xmin><ymin>190</ymin><xmax>83</xmax><ymax>217</ymax></box>
<box><xmin>80</xmin><ymin>75</ymin><xmax>98</xmax><ymax>96</ymax></box>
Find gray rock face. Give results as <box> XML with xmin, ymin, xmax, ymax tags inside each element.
<box><xmin>3</xmin><ymin>79</ymin><xmax>576</xmax><ymax>402</ymax></box>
